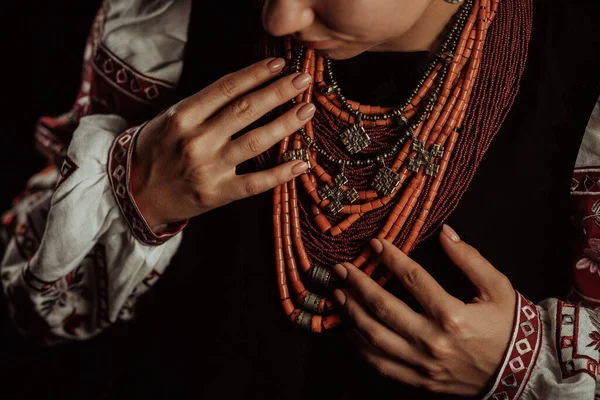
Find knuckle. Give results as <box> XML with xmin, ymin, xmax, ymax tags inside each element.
<box><xmin>249</xmin><ymin>69</ymin><xmax>264</xmax><ymax>85</ymax></box>
<box><xmin>168</xmin><ymin>109</ymin><xmax>191</xmax><ymax>132</ymax></box>
<box><xmin>464</xmin><ymin>246</ymin><xmax>483</xmax><ymax>263</ymax></box>
<box><xmin>189</xmin><ymin>187</ymin><xmax>208</xmax><ymax>208</ymax></box>
<box><xmin>178</xmin><ymin>137</ymin><xmax>199</xmax><ymax>164</ymax></box>
<box><xmin>373</xmin><ymin>362</ymin><xmax>392</xmax><ymax>380</ymax></box>
<box><xmin>425</xmin><ymin>335</ymin><xmax>454</xmax><ymax>360</ymax></box>
<box><xmin>273</xmin><ymin>82</ymin><xmax>289</xmax><ymax>103</ymax></box>
<box><xmin>497</xmin><ymin>273</ymin><xmax>513</xmax><ymax>292</ymax></box>
<box><xmin>370</xmin><ymin>296</ymin><xmax>390</xmax><ymax>321</ymax></box>
<box><xmin>280</xmin><ymin>114</ymin><xmax>297</xmax><ymax>134</ymax></box>
<box><xmin>440</xmin><ymin>311</ymin><xmax>465</xmax><ymax>334</ymax></box>
<box><xmin>218</xmin><ymin>75</ymin><xmax>238</xmax><ymax>99</ymax></box>
<box><xmin>400</xmin><ymin>268</ymin><xmax>422</xmax><ymax>289</ymax></box>
<box><xmin>231</xmin><ymin>98</ymin><xmax>255</xmax><ymax>122</ymax></box>
<box><xmin>363</xmin><ymin>329</ymin><xmax>383</xmax><ymax>350</ymax></box>
<box><xmin>243</xmin><ymin>178</ymin><xmax>263</xmax><ymax>197</ymax></box>
<box><xmin>422</xmin><ymin>362</ymin><xmax>445</xmax><ymax>382</ymax></box>
<box><xmin>185</xmin><ymin>179</ymin><xmax>215</xmax><ymax>210</ymax></box>
<box><xmin>244</xmin><ymin>134</ymin><xmax>263</xmax><ymax>155</ymax></box>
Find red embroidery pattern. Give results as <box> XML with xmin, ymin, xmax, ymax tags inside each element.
<box><xmin>22</xmin><ymin>264</ymin><xmax>57</xmax><ymax>292</ymax></box>
<box><xmin>556</xmin><ymin>302</ymin><xmax>599</xmax><ymax>379</ymax></box>
<box><xmin>485</xmin><ymin>292</ymin><xmax>542</xmax><ymax>400</ymax></box>
<box><xmin>33</xmin><ymin>114</ymin><xmax>74</xmax><ymax>166</ymax></box>
<box><xmin>107</xmin><ymin>125</ymin><xmax>187</xmax><ymax>246</ymax></box>
<box><xmin>56</xmin><ymin>155</ymin><xmax>79</xmax><ymax>189</ymax></box>
<box><xmin>92</xmin><ymin>43</ymin><xmax>173</xmax><ymax>105</ymax></box>
<box><xmin>143</xmin><ymin>269</ymin><xmax>162</xmax><ymax>289</ymax></box>
<box><xmin>570</xmin><ymin>167</ymin><xmax>600</xmax><ymax>309</ymax></box>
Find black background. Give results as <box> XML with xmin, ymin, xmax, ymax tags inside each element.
<box><xmin>0</xmin><ymin>1</ymin><xmax>102</xmax><ymax>396</ymax></box>
<box><xmin>0</xmin><ymin>1</ymin><xmax>101</xmax><ymax>211</ymax></box>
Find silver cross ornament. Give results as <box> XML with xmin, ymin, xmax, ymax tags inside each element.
<box><xmin>407</xmin><ymin>140</ymin><xmax>445</xmax><ymax>177</ymax></box>
<box><xmin>318</xmin><ymin>174</ymin><xmax>359</xmax><ymax>216</ymax></box>
<box><xmin>283</xmin><ymin>148</ymin><xmax>311</xmax><ymax>170</ymax></box>
<box><xmin>372</xmin><ymin>166</ymin><xmax>402</xmax><ymax>197</ymax></box>
<box><xmin>340</xmin><ymin>124</ymin><xmax>371</xmax><ymax>154</ymax></box>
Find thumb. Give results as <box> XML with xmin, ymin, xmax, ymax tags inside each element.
<box><xmin>439</xmin><ymin>224</ymin><xmax>511</xmax><ymax>301</ymax></box>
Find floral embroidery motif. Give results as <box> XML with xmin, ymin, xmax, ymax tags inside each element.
<box><xmin>587</xmin><ymin>310</ymin><xmax>600</xmax><ymax>351</ymax></box>
<box><xmin>576</xmin><ymin>238</ymin><xmax>600</xmax><ymax>276</ymax></box>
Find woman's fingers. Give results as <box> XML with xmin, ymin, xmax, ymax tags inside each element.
<box><xmin>374</xmin><ymin>239</ymin><xmax>463</xmax><ymax>319</ymax></box>
<box><xmin>204</xmin><ymin>70</ymin><xmax>312</xmax><ymax>139</ymax></box>
<box><xmin>222</xmin><ymin>102</ymin><xmax>315</xmax><ymax>166</ymax></box>
<box><xmin>176</xmin><ymin>57</ymin><xmax>289</xmax><ymax>127</ymax></box>
<box><xmin>346</xmin><ymin>328</ymin><xmax>430</xmax><ymax>389</ymax></box>
<box><xmin>337</xmin><ymin>288</ymin><xmax>430</xmax><ymax>368</ymax></box>
<box><xmin>227</xmin><ymin>160</ymin><xmax>308</xmax><ymax>201</ymax></box>
<box><xmin>438</xmin><ymin>225</ymin><xmax>512</xmax><ymax>302</ymax></box>
<box><xmin>333</xmin><ymin>262</ymin><xmax>431</xmax><ymax>341</ymax></box>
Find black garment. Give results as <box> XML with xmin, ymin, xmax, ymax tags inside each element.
<box><xmin>2</xmin><ymin>1</ymin><xmax>599</xmax><ymax>399</ymax></box>
<box><xmin>128</xmin><ymin>1</ymin><xmax>600</xmax><ymax>399</ymax></box>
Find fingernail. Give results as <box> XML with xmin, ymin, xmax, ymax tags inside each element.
<box><xmin>292</xmin><ymin>73</ymin><xmax>312</xmax><ymax>89</ymax></box>
<box><xmin>332</xmin><ymin>263</ymin><xmax>348</xmax><ymax>280</ymax></box>
<box><xmin>442</xmin><ymin>224</ymin><xmax>460</xmax><ymax>243</ymax></box>
<box><xmin>267</xmin><ymin>57</ymin><xmax>285</xmax><ymax>72</ymax></box>
<box><xmin>370</xmin><ymin>238</ymin><xmax>383</xmax><ymax>254</ymax></box>
<box><xmin>332</xmin><ymin>289</ymin><xmax>347</xmax><ymax>306</ymax></box>
<box><xmin>297</xmin><ymin>103</ymin><xmax>316</xmax><ymax>120</ymax></box>
<box><xmin>292</xmin><ymin>161</ymin><xmax>308</xmax><ymax>174</ymax></box>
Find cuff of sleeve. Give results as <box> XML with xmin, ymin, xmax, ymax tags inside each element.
<box><xmin>482</xmin><ymin>291</ymin><xmax>543</xmax><ymax>400</ymax></box>
<box><xmin>107</xmin><ymin>124</ymin><xmax>188</xmax><ymax>246</ymax></box>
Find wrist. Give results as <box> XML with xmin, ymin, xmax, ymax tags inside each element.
<box><xmin>129</xmin><ymin>140</ymin><xmax>171</xmax><ymax>231</ymax></box>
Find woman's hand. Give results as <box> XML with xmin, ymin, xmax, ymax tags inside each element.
<box><xmin>331</xmin><ymin>225</ymin><xmax>516</xmax><ymax>397</ymax></box>
<box><xmin>131</xmin><ymin>57</ymin><xmax>315</xmax><ymax>227</ymax></box>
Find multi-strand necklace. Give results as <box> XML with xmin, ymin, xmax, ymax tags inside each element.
<box><xmin>254</xmin><ymin>0</ymin><xmax>533</xmax><ymax>333</ymax></box>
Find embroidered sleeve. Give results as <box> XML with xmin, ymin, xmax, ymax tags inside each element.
<box><xmin>483</xmin><ymin>99</ymin><xmax>600</xmax><ymax>399</ymax></box>
<box><xmin>0</xmin><ymin>0</ymin><xmax>192</xmax><ymax>344</ymax></box>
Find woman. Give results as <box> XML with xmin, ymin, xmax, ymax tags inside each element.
<box><xmin>1</xmin><ymin>0</ymin><xmax>599</xmax><ymax>398</ymax></box>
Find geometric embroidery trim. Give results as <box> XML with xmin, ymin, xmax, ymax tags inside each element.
<box><xmin>56</xmin><ymin>155</ymin><xmax>79</xmax><ymax>189</ymax></box>
<box><xmin>572</xmin><ymin>168</ymin><xmax>600</xmax><ymax>195</ymax></box>
<box><xmin>107</xmin><ymin>124</ymin><xmax>188</xmax><ymax>246</ymax></box>
<box><xmin>93</xmin><ymin>43</ymin><xmax>174</xmax><ymax>108</ymax></box>
<box><xmin>556</xmin><ymin>302</ymin><xmax>599</xmax><ymax>380</ymax></box>
<box><xmin>483</xmin><ymin>291</ymin><xmax>542</xmax><ymax>400</ymax></box>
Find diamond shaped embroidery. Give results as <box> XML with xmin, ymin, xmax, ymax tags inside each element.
<box><xmin>340</xmin><ymin>124</ymin><xmax>371</xmax><ymax>154</ymax></box>
<box><xmin>372</xmin><ymin>167</ymin><xmax>401</xmax><ymax>197</ymax></box>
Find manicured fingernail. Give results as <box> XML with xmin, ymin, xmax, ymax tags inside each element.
<box><xmin>297</xmin><ymin>103</ymin><xmax>316</xmax><ymax>119</ymax></box>
<box><xmin>332</xmin><ymin>289</ymin><xmax>347</xmax><ymax>306</ymax></box>
<box><xmin>292</xmin><ymin>73</ymin><xmax>312</xmax><ymax>89</ymax></box>
<box><xmin>370</xmin><ymin>238</ymin><xmax>383</xmax><ymax>254</ymax></box>
<box><xmin>267</xmin><ymin>57</ymin><xmax>285</xmax><ymax>72</ymax></box>
<box><xmin>292</xmin><ymin>161</ymin><xmax>308</xmax><ymax>174</ymax></box>
<box><xmin>442</xmin><ymin>224</ymin><xmax>460</xmax><ymax>242</ymax></box>
<box><xmin>332</xmin><ymin>263</ymin><xmax>348</xmax><ymax>280</ymax></box>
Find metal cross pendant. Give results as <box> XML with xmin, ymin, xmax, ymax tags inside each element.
<box><xmin>283</xmin><ymin>148</ymin><xmax>311</xmax><ymax>170</ymax></box>
<box><xmin>407</xmin><ymin>140</ymin><xmax>444</xmax><ymax>177</ymax></box>
<box><xmin>340</xmin><ymin>124</ymin><xmax>371</xmax><ymax>154</ymax></box>
<box><xmin>318</xmin><ymin>174</ymin><xmax>359</xmax><ymax>216</ymax></box>
<box><xmin>372</xmin><ymin>166</ymin><xmax>402</xmax><ymax>197</ymax></box>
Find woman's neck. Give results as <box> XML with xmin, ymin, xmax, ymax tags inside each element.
<box><xmin>371</xmin><ymin>2</ymin><xmax>461</xmax><ymax>53</ymax></box>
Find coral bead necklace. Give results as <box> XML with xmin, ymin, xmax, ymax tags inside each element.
<box><xmin>254</xmin><ymin>0</ymin><xmax>533</xmax><ymax>333</ymax></box>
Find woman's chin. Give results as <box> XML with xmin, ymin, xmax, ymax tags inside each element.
<box><xmin>316</xmin><ymin>46</ymin><xmax>365</xmax><ymax>61</ymax></box>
